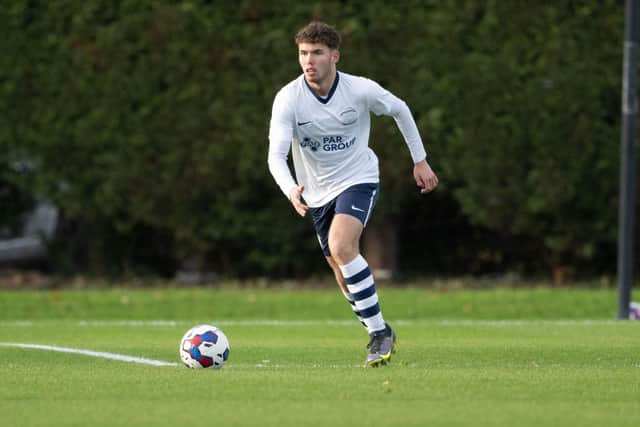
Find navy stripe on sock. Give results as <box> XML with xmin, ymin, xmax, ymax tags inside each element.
<box><xmin>359</xmin><ymin>303</ymin><xmax>380</xmax><ymax>319</ymax></box>
<box><xmin>352</xmin><ymin>285</ymin><xmax>376</xmax><ymax>301</ymax></box>
<box><xmin>344</xmin><ymin>267</ymin><xmax>371</xmax><ymax>285</ymax></box>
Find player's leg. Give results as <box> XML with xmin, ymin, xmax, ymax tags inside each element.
<box><xmin>310</xmin><ymin>200</ymin><xmax>367</xmax><ymax>328</ymax></box>
<box><xmin>325</xmin><ymin>255</ymin><xmax>367</xmax><ymax>328</ymax></box>
<box><xmin>329</xmin><ymin>183</ymin><xmax>396</xmax><ymax>367</ymax></box>
<box><xmin>328</xmin><ymin>213</ymin><xmax>386</xmax><ymax>332</ymax></box>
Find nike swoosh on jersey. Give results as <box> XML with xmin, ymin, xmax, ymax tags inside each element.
<box><xmin>297</xmin><ymin>121</ymin><xmax>312</xmax><ymax>126</ymax></box>
<box><xmin>351</xmin><ymin>205</ymin><xmax>366</xmax><ymax>212</ymax></box>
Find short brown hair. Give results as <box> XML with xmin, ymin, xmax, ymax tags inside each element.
<box><xmin>295</xmin><ymin>21</ymin><xmax>341</xmax><ymax>49</ymax></box>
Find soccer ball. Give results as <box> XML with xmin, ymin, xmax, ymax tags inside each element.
<box><xmin>180</xmin><ymin>324</ymin><xmax>230</xmax><ymax>369</ymax></box>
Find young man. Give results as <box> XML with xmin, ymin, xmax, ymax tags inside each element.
<box><xmin>268</xmin><ymin>21</ymin><xmax>438</xmax><ymax>367</ymax></box>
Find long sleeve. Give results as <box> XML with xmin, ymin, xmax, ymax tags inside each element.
<box><xmin>389</xmin><ymin>99</ymin><xmax>427</xmax><ymax>164</ymax></box>
<box><xmin>268</xmin><ymin>139</ymin><xmax>297</xmax><ymax>198</ymax></box>
<box><xmin>365</xmin><ymin>78</ymin><xmax>427</xmax><ymax>164</ymax></box>
<box><xmin>268</xmin><ymin>88</ymin><xmax>298</xmax><ymax>197</ymax></box>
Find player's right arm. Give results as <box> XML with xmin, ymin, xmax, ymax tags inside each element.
<box><xmin>268</xmin><ymin>88</ymin><xmax>309</xmax><ymax>217</ymax></box>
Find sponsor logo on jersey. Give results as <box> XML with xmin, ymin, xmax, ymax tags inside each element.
<box><xmin>301</xmin><ymin>135</ymin><xmax>356</xmax><ymax>152</ymax></box>
<box><xmin>321</xmin><ymin>136</ymin><xmax>356</xmax><ymax>152</ymax></box>
<box><xmin>301</xmin><ymin>137</ymin><xmax>321</xmax><ymax>151</ymax></box>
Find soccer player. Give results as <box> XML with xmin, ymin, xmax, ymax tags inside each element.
<box><xmin>268</xmin><ymin>21</ymin><xmax>438</xmax><ymax>367</ymax></box>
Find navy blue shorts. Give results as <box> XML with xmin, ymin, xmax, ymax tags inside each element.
<box><xmin>310</xmin><ymin>183</ymin><xmax>379</xmax><ymax>257</ymax></box>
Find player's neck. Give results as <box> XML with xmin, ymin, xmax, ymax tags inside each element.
<box><xmin>306</xmin><ymin>70</ymin><xmax>337</xmax><ymax>97</ymax></box>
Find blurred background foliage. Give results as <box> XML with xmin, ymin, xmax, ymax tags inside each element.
<box><xmin>0</xmin><ymin>0</ymin><xmax>634</xmax><ymax>280</ymax></box>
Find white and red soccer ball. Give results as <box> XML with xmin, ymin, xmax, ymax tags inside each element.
<box><xmin>180</xmin><ymin>324</ymin><xmax>230</xmax><ymax>369</ymax></box>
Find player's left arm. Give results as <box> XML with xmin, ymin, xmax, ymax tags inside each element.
<box><xmin>388</xmin><ymin>97</ymin><xmax>438</xmax><ymax>193</ymax></box>
<box><xmin>365</xmin><ymin>79</ymin><xmax>439</xmax><ymax>193</ymax></box>
<box><xmin>413</xmin><ymin>158</ymin><xmax>438</xmax><ymax>194</ymax></box>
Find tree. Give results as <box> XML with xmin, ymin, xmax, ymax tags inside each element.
<box><xmin>439</xmin><ymin>1</ymin><xmax>623</xmax><ymax>276</ymax></box>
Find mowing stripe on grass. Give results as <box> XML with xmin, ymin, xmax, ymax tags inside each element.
<box><xmin>0</xmin><ymin>319</ymin><xmax>630</xmax><ymax>327</ymax></box>
<box><xmin>0</xmin><ymin>342</ymin><xmax>179</xmax><ymax>367</ymax></box>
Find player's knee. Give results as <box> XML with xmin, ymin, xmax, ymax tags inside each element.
<box><xmin>328</xmin><ymin>240</ymin><xmax>358</xmax><ymax>265</ymax></box>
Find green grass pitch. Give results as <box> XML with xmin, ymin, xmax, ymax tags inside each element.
<box><xmin>0</xmin><ymin>287</ymin><xmax>638</xmax><ymax>426</ymax></box>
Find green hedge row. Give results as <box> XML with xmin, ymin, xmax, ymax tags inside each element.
<box><xmin>0</xmin><ymin>1</ymin><xmax>632</xmax><ymax>278</ymax></box>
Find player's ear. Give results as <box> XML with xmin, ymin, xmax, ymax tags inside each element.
<box><xmin>332</xmin><ymin>49</ymin><xmax>340</xmax><ymax>64</ymax></box>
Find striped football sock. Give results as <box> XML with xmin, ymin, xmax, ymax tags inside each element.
<box><xmin>338</xmin><ymin>255</ymin><xmax>386</xmax><ymax>335</ymax></box>
<box><xmin>341</xmin><ymin>290</ymin><xmax>367</xmax><ymax>329</ymax></box>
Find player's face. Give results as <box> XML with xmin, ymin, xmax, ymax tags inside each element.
<box><xmin>298</xmin><ymin>42</ymin><xmax>339</xmax><ymax>85</ymax></box>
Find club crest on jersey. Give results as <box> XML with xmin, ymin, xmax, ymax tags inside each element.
<box><xmin>339</xmin><ymin>107</ymin><xmax>358</xmax><ymax>125</ymax></box>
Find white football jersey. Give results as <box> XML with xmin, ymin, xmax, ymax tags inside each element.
<box><xmin>268</xmin><ymin>71</ymin><xmax>426</xmax><ymax>207</ymax></box>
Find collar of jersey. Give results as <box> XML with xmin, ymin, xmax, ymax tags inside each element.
<box><xmin>304</xmin><ymin>71</ymin><xmax>339</xmax><ymax>104</ymax></box>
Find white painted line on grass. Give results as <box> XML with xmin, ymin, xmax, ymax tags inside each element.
<box><xmin>0</xmin><ymin>342</ymin><xmax>179</xmax><ymax>367</ymax></box>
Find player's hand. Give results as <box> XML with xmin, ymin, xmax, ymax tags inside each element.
<box><xmin>414</xmin><ymin>160</ymin><xmax>438</xmax><ymax>194</ymax></box>
<box><xmin>288</xmin><ymin>185</ymin><xmax>309</xmax><ymax>217</ymax></box>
